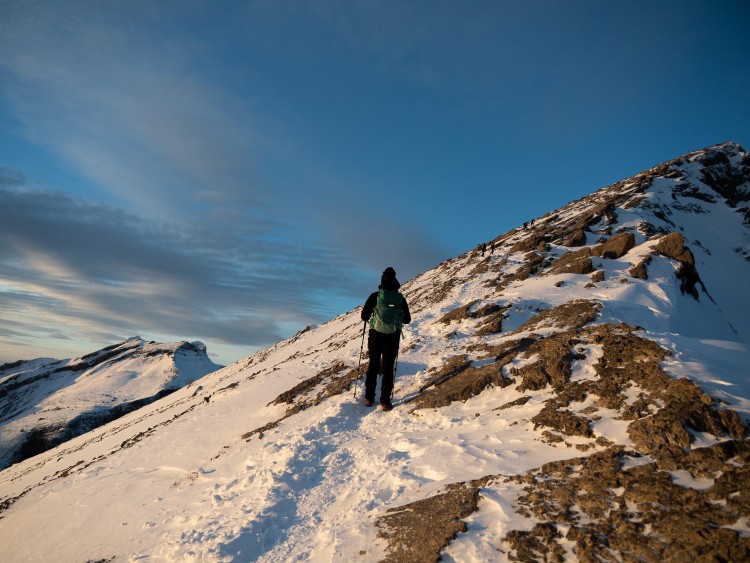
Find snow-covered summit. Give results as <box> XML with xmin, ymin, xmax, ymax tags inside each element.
<box><xmin>0</xmin><ymin>143</ymin><xmax>748</xmax><ymax>561</ymax></box>
<box><xmin>0</xmin><ymin>337</ymin><xmax>222</xmax><ymax>471</ymax></box>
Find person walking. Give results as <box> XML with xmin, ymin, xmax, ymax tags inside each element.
<box><xmin>361</xmin><ymin>267</ymin><xmax>411</xmax><ymax>410</ymax></box>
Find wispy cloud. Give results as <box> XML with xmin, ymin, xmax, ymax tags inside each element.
<box><xmin>0</xmin><ymin>3</ymin><xmax>445</xmax><ymax>362</ymax></box>
<box><xmin>4</xmin><ymin>1</ymin><xmax>744</xmax><ymax>365</ymax></box>
<box><xmin>0</xmin><ymin>4</ymin><xmax>259</xmax><ymax>215</ymax></box>
<box><xmin>0</xmin><ymin>182</ymin><xmax>368</xmax><ymax>362</ymax></box>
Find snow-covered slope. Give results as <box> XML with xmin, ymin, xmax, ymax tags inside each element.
<box><xmin>0</xmin><ymin>336</ymin><xmax>222</xmax><ymax>470</ymax></box>
<box><xmin>0</xmin><ymin>143</ymin><xmax>748</xmax><ymax>562</ymax></box>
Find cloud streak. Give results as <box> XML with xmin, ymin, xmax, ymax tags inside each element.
<box><xmin>0</xmin><ymin>182</ymin><xmax>370</xmax><ymax>362</ymax></box>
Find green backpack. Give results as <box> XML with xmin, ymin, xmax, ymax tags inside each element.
<box><xmin>371</xmin><ymin>289</ymin><xmax>404</xmax><ymax>334</ymax></box>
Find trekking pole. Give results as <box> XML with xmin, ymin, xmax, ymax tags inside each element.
<box><xmin>353</xmin><ymin>321</ymin><xmax>367</xmax><ymax>399</ymax></box>
<box><xmin>393</xmin><ymin>330</ymin><xmax>401</xmax><ymax>398</ymax></box>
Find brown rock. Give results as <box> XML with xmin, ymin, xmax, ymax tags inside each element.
<box><xmin>547</xmin><ymin>248</ymin><xmax>594</xmax><ymax>275</ymax></box>
<box><xmin>655</xmin><ymin>232</ymin><xmax>695</xmax><ymax>265</ymax></box>
<box><xmin>377</xmin><ymin>481</ymin><xmax>488</xmax><ymax>562</ymax></box>
<box><xmin>597</xmin><ymin>232</ymin><xmax>636</xmax><ymax>259</ymax></box>
<box><xmin>563</xmin><ymin>229</ymin><xmax>587</xmax><ymax>247</ymax></box>
<box><xmin>629</xmin><ymin>261</ymin><xmax>649</xmax><ymax>279</ymax></box>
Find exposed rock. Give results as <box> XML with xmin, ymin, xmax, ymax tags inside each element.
<box><xmin>655</xmin><ymin>232</ymin><xmax>695</xmax><ymax>265</ymax></box>
<box><xmin>436</xmin><ymin>301</ymin><xmax>505</xmax><ymax>326</ymax></box>
<box><xmin>475</xmin><ymin>306</ymin><xmax>509</xmax><ymax>336</ymax></box>
<box><xmin>377</xmin><ymin>479</ymin><xmax>491</xmax><ymax>563</ymax></box>
<box><xmin>695</xmin><ymin>144</ymin><xmax>750</xmax><ymax>206</ymax></box>
<box><xmin>505</xmin><ymin>523</ymin><xmax>566</xmax><ymax>563</ymax></box>
<box><xmin>436</xmin><ymin>300</ymin><xmax>480</xmax><ymax>325</ymax></box>
<box><xmin>546</xmin><ymin>248</ymin><xmax>594</xmax><ymax>275</ymax></box>
<box><xmin>594</xmin><ymin>231</ymin><xmax>635</xmax><ymax>259</ymax></box>
<box><xmin>590</xmin><ymin>270</ymin><xmax>605</xmax><ymax>283</ymax></box>
<box><xmin>504</xmin><ymin>442</ymin><xmax>750</xmax><ymax>562</ymax></box>
<box><xmin>244</xmin><ymin>361</ymin><xmax>359</xmax><ymax>439</ymax></box>
<box><xmin>516</xmin><ymin>299</ymin><xmax>600</xmax><ymax>333</ymax></box>
<box><xmin>654</xmin><ymin>232</ymin><xmax>709</xmax><ymax>299</ymax></box>
<box><xmin>513</xmin><ymin>332</ymin><xmax>580</xmax><ymax>392</ymax></box>
<box><xmin>673</xmin><ymin>182</ymin><xmax>717</xmax><ymax>203</ymax></box>
<box><xmin>676</xmin><ymin>262</ymin><xmax>705</xmax><ymax>300</ymax></box>
<box><xmin>509</xmin><ymin>232</ymin><xmax>550</xmax><ymax>254</ymax></box>
<box><xmin>562</xmin><ymin>229</ymin><xmax>587</xmax><ymax>247</ymax></box>
<box><xmin>494</xmin><ymin>396</ymin><xmax>531</xmax><ymax>411</ymax></box>
<box><xmin>531</xmin><ymin>402</ymin><xmax>592</xmax><ymax>437</ymax></box>
<box><xmin>628</xmin><ymin>377</ymin><xmax>746</xmax><ymax>462</ymax></box>
<box><xmin>629</xmin><ymin>256</ymin><xmax>651</xmax><ymax>279</ymax></box>
<box><xmin>513</xmin><ymin>252</ymin><xmax>547</xmax><ymax>281</ymax></box>
<box><xmin>408</xmin><ymin>349</ymin><xmax>515</xmax><ymax>410</ymax></box>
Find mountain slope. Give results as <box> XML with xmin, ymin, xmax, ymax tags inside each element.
<box><xmin>0</xmin><ymin>337</ymin><xmax>223</xmax><ymax>470</ymax></box>
<box><xmin>0</xmin><ymin>142</ymin><xmax>748</xmax><ymax>562</ymax></box>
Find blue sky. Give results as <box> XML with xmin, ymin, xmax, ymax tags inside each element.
<box><xmin>1</xmin><ymin>1</ymin><xmax>749</xmax><ymax>365</ymax></box>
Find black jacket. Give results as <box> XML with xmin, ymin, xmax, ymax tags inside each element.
<box><xmin>361</xmin><ymin>277</ymin><xmax>411</xmax><ymax>325</ymax></box>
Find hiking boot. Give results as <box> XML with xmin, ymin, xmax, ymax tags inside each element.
<box><xmin>364</xmin><ymin>399</ymin><xmax>374</xmax><ymax>407</ymax></box>
<box><xmin>380</xmin><ymin>402</ymin><xmax>393</xmax><ymax>411</ymax></box>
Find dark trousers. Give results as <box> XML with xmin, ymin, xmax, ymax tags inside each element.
<box><xmin>365</xmin><ymin>329</ymin><xmax>400</xmax><ymax>404</ymax></box>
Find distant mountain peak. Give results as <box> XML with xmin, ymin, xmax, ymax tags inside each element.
<box><xmin>0</xmin><ymin>338</ymin><xmax>222</xmax><ymax>470</ymax></box>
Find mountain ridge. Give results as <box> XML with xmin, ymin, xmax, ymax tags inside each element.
<box><xmin>0</xmin><ymin>336</ymin><xmax>223</xmax><ymax>471</ymax></box>
<box><xmin>0</xmin><ymin>142</ymin><xmax>748</xmax><ymax>561</ymax></box>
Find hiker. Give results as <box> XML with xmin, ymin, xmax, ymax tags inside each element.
<box><xmin>361</xmin><ymin>267</ymin><xmax>411</xmax><ymax>410</ymax></box>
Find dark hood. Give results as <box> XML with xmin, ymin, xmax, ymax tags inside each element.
<box><xmin>379</xmin><ymin>267</ymin><xmax>400</xmax><ymax>291</ymax></box>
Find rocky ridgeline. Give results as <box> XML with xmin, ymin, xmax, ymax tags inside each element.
<box><xmin>230</xmin><ymin>143</ymin><xmax>750</xmax><ymax>561</ymax></box>
<box><xmin>369</xmin><ymin>143</ymin><xmax>750</xmax><ymax>561</ymax></box>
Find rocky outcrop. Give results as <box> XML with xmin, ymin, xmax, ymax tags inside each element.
<box><xmin>384</xmin><ymin>312</ymin><xmax>749</xmax><ymax>561</ymax></box>
<box><xmin>377</xmin><ymin>479</ymin><xmax>490</xmax><ymax>563</ymax></box>
<box><xmin>547</xmin><ymin>248</ymin><xmax>595</xmax><ymax>275</ymax></box>
<box><xmin>654</xmin><ymin>232</ymin><xmax>708</xmax><ymax>300</ymax></box>
<box><xmin>505</xmin><ymin>441</ymin><xmax>750</xmax><ymax>562</ymax></box>
<box><xmin>655</xmin><ymin>232</ymin><xmax>695</xmax><ymax>265</ymax></box>
<box><xmin>595</xmin><ymin>231</ymin><xmax>635</xmax><ymax>259</ymax></box>
<box><xmin>693</xmin><ymin>142</ymin><xmax>750</xmax><ymax>206</ymax></box>
<box><xmin>547</xmin><ymin>232</ymin><xmax>635</xmax><ymax>277</ymax></box>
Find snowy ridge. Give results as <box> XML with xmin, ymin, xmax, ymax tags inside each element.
<box><xmin>0</xmin><ymin>142</ymin><xmax>749</xmax><ymax>561</ymax></box>
<box><xmin>0</xmin><ymin>337</ymin><xmax>222</xmax><ymax>471</ymax></box>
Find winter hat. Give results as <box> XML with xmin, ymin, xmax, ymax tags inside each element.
<box><xmin>380</xmin><ymin>267</ymin><xmax>400</xmax><ymax>289</ymax></box>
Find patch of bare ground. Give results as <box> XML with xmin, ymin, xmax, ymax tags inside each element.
<box><xmin>406</xmin><ymin>340</ymin><xmax>526</xmax><ymax>410</ymax></box>
<box><xmin>436</xmin><ymin>299</ymin><xmax>511</xmax><ymax>336</ymax></box>
<box><xmin>503</xmin><ymin>323</ymin><xmax>749</xmax><ymax>559</ymax></box>
<box><xmin>436</xmin><ymin>300</ymin><xmax>503</xmax><ymax>325</ymax></box>
<box><xmin>242</xmin><ymin>361</ymin><xmax>360</xmax><ymax>440</ymax></box>
<box><xmin>516</xmin><ymin>299</ymin><xmax>601</xmax><ymax>333</ymax></box>
<box><xmin>409</xmin><ymin>301</ymin><xmax>600</xmax><ymax>410</ymax></box>
<box><xmin>511</xmin><ymin>252</ymin><xmax>548</xmax><ymax>283</ymax></box>
<box><xmin>385</xmin><ymin>310</ymin><xmax>749</xmax><ymax>559</ymax></box>
<box><xmin>376</xmin><ymin>477</ymin><xmax>493</xmax><ymax>563</ymax></box>
<box><xmin>504</xmin><ymin>441</ymin><xmax>750</xmax><ymax>562</ymax></box>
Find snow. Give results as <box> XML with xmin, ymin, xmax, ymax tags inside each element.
<box><xmin>0</xmin><ymin>143</ymin><xmax>749</xmax><ymax>561</ymax></box>
<box><xmin>0</xmin><ymin>338</ymin><xmax>222</xmax><ymax>472</ymax></box>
